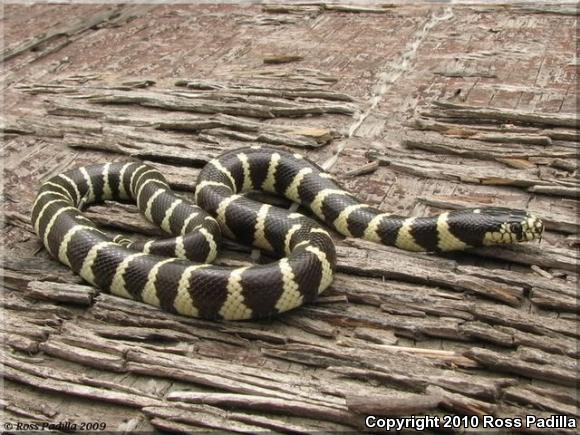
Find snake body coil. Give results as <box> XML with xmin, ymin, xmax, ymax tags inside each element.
<box><xmin>32</xmin><ymin>146</ymin><xmax>544</xmax><ymax>320</ymax></box>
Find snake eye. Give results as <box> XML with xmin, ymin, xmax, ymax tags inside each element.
<box><xmin>510</xmin><ymin>223</ymin><xmax>522</xmax><ymax>234</ymax></box>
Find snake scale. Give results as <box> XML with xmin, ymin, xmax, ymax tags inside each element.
<box><xmin>32</xmin><ymin>146</ymin><xmax>544</xmax><ymax>320</ymax></box>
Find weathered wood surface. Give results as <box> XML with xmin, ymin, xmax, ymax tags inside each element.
<box><xmin>2</xmin><ymin>2</ymin><xmax>578</xmax><ymax>433</ymax></box>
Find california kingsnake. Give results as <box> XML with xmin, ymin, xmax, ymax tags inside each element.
<box><xmin>32</xmin><ymin>146</ymin><xmax>544</xmax><ymax>320</ymax></box>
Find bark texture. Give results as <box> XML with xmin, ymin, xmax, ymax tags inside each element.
<box><xmin>2</xmin><ymin>2</ymin><xmax>578</xmax><ymax>432</ymax></box>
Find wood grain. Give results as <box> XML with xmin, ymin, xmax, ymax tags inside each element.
<box><xmin>3</xmin><ymin>2</ymin><xmax>578</xmax><ymax>432</ymax></box>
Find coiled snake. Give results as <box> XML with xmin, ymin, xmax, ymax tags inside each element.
<box><xmin>32</xmin><ymin>146</ymin><xmax>544</xmax><ymax>320</ymax></box>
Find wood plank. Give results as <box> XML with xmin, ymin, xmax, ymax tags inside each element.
<box><xmin>3</xmin><ymin>2</ymin><xmax>578</xmax><ymax>432</ymax></box>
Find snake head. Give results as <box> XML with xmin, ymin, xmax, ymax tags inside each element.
<box><xmin>478</xmin><ymin>208</ymin><xmax>544</xmax><ymax>246</ymax></box>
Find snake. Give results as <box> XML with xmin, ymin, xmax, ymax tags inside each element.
<box><xmin>32</xmin><ymin>146</ymin><xmax>544</xmax><ymax>320</ymax></box>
